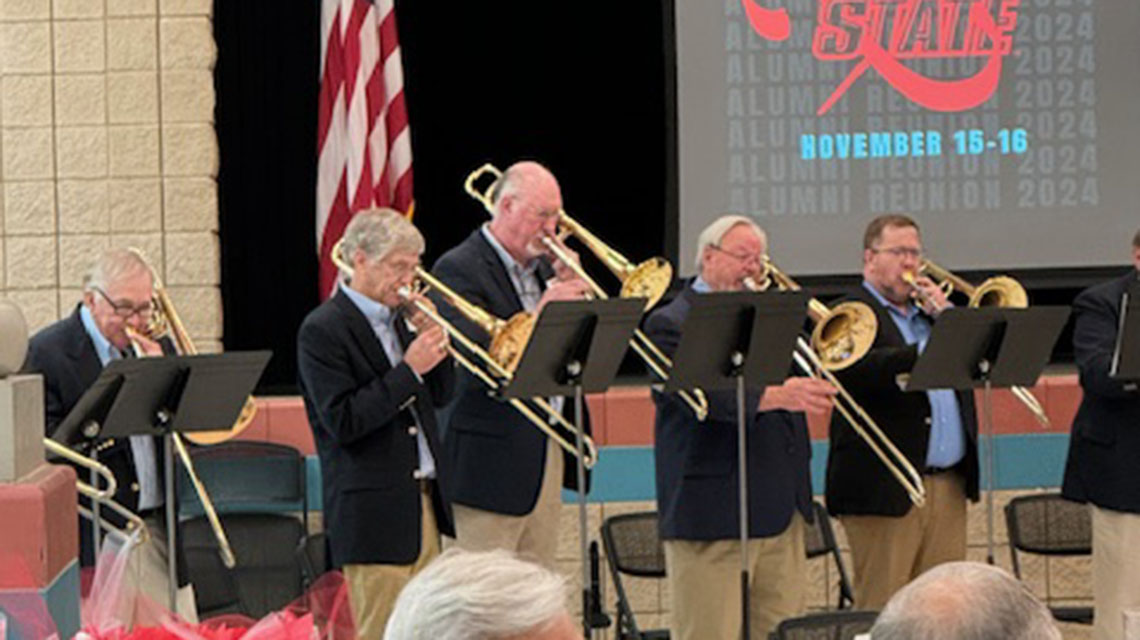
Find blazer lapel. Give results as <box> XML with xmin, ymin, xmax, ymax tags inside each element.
<box><xmin>332</xmin><ymin>291</ymin><xmax>394</xmax><ymax>376</ymax></box>
<box><xmin>472</xmin><ymin>231</ymin><xmax>525</xmax><ymax>315</ymax></box>
<box><xmin>62</xmin><ymin>307</ymin><xmax>105</xmax><ymax>386</ymax></box>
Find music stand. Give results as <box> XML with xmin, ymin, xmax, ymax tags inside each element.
<box><xmin>906</xmin><ymin>307</ymin><xmax>1067</xmax><ymax>564</ymax></box>
<box><xmin>501</xmin><ymin>298</ymin><xmax>643</xmax><ymax>639</ymax></box>
<box><xmin>1110</xmin><ymin>290</ymin><xmax>1140</xmax><ymax>383</ymax></box>
<box><xmin>664</xmin><ymin>290</ymin><xmax>808</xmax><ymax>640</ymax></box>
<box><xmin>54</xmin><ymin>352</ymin><xmax>270</xmax><ymax>609</ymax></box>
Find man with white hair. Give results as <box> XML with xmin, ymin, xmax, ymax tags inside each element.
<box><xmin>644</xmin><ymin>214</ymin><xmax>837</xmax><ymax>640</ymax></box>
<box><xmin>24</xmin><ymin>247</ymin><xmax>194</xmax><ymax>620</ymax></box>
<box><xmin>297</xmin><ymin>208</ymin><xmax>456</xmax><ymax>638</ymax></box>
<box><xmin>870</xmin><ymin>561</ymin><xmax>1062</xmax><ymax>640</ymax></box>
<box><xmin>384</xmin><ymin>548</ymin><xmax>579</xmax><ymax>640</ymax></box>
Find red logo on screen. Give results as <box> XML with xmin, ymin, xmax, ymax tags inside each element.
<box><xmin>741</xmin><ymin>0</ymin><xmax>1020</xmax><ymax>115</ymax></box>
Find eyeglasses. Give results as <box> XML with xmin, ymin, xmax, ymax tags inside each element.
<box><xmin>872</xmin><ymin>246</ymin><xmax>924</xmax><ymax>260</ymax></box>
<box><xmin>93</xmin><ymin>287</ymin><xmax>154</xmax><ymax>319</ymax></box>
<box><xmin>710</xmin><ymin>245</ymin><xmax>764</xmax><ymax>265</ymax></box>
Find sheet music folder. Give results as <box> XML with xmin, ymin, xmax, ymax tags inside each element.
<box><xmin>905</xmin><ymin>307</ymin><xmax>1068</xmax><ymax>391</ymax></box>
<box><xmin>664</xmin><ymin>290</ymin><xmax>808</xmax><ymax>392</ymax></box>
<box><xmin>53</xmin><ymin>351</ymin><xmax>271</xmax><ymax>445</ymax></box>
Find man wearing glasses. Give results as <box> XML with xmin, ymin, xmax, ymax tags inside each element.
<box><xmin>825</xmin><ymin>214</ymin><xmax>979</xmax><ymax>609</ymax></box>
<box><xmin>23</xmin><ymin>247</ymin><xmax>197</xmax><ymax>621</ymax></box>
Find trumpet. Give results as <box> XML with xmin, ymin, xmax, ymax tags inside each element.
<box><xmin>743</xmin><ymin>273</ymin><xmax>926</xmax><ymax>506</ymax></box>
<box><xmin>43</xmin><ymin>438</ymin><xmax>150</xmax><ymax>544</ymax></box>
<box><xmin>464</xmin><ymin>164</ymin><xmax>709</xmax><ymax>421</ymax></box>
<box><xmin>902</xmin><ymin>263</ymin><xmax>1050</xmax><ymax>428</ymax></box>
<box><xmin>331</xmin><ymin>240</ymin><xmax>598</xmax><ymax>468</ymax></box>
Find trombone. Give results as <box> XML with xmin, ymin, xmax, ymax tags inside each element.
<box><xmin>330</xmin><ymin>240</ymin><xmax>598</xmax><ymax>468</ymax></box>
<box><xmin>43</xmin><ymin>438</ymin><xmax>150</xmax><ymax>544</ymax></box>
<box><xmin>464</xmin><ymin>164</ymin><xmax>709</xmax><ymax>421</ymax></box>
<box><xmin>744</xmin><ymin>265</ymin><xmax>926</xmax><ymax>507</ymax></box>
<box><xmin>125</xmin><ymin>265</ymin><xmax>238</xmax><ymax>569</ymax></box>
<box><xmin>902</xmin><ymin>260</ymin><xmax>1050</xmax><ymax>427</ymax></box>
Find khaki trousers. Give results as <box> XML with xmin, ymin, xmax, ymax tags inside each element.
<box><xmin>448</xmin><ymin>438</ymin><xmax>563</xmax><ymax>569</ymax></box>
<box><xmin>343</xmin><ymin>490</ymin><xmax>440</xmax><ymax>640</ymax></box>
<box><xmin>118</xmin><ymin>512</ymin><xmax>198</xmax><ymax>627</ymax></box>
<box><xmin>664</xmin><ymin>513</ymin><xmax>807</xmax><ymax>640</ymax></box>
<box><xmin>839</xmin><ymin>473</ymin><xmax>967</xmax><ymax>610</ymax></box>
<box><xmin>1092</xmin><ymin>505</ymin><xmax>1140</xmax><ymax>640</ymax></box>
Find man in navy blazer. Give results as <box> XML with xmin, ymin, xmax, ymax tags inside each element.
<box><xmin>297</xmin><ymin>208</ymin><xmax>455</xmax><ymax>639</ymax></box>
<box><xmin>1062</xmin><ymin>229</ymin><xmax>1140</xmax><ymax>640</ymax></box>
<box><xmin>646</xmin><ymin>215</ymin><xmax>836</xmax><ymax>640</ymax></box>
<box><xmin>431</xmin><ymin>161</ymin><xmax>592</xmax><ymax>569</ymax></box>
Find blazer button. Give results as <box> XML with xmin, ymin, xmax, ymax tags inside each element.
<box><xmin>412</xmin><ymin>469</ymin><xmax>425</xmax><ymax>480</ymax></box>
<box><xmin>408</xmin><ymin>426</ymin><xmax>419</xmax><ymax>436</ymax></box>
<box><xmin>924</xmin><ymin>417</ymin><xmax>933</xmax><ymax>425</ymax></box>
<box><xmin>130</xmin><ymin>482</ymin><xmax>140</xmax><ymax>492</ymax></box>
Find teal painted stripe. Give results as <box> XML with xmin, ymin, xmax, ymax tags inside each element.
<box><xmin>200</xmin><ymin>434</ymin><xmax>1073</xmax><ymax>513</ymax></box>
<box><xmin>0</xmin><ymin>561</ymin><xmax>80</xmax><ymax>640</ymax></box>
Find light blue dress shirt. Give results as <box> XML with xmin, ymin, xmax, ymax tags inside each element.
<box><xmin>861</xmin><ymin>281</ymin><xmax>966</xmax><ymax>469</ymax></box>
<box><xmin>340</xmin><ymin>283</ymin><xmax>436</xmax><ymax>479</ymax></box>
<box><xmin>79</xmin><ymin>305</ymin><xmax>162</xmax><ymax>509</ymax></box>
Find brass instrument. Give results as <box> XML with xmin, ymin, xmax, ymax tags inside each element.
<box><xmin>463</xmin><ymin>164</ymin><xmax>709</xmax><ymax>421</ymax></box>
<box><xmin>330</xmin><ymin>240</ymin><xmax>598</xmax><ymax>468</ymax></box>
<box><xmin>743</xmin><ymin>273</ymin><xmax>926</xmax><ymax>506</ymax></box>
<box><xmin>144</xmin><ymin>283</ymin><xmax>258</xmax><ymax>445</ymax></box>
<box><xmin>752</xmin><ymin>258</ymin><xmax>878</xmax><ymax>371</ymax></box>
<box><xmin>903</xmin><ymin>262</ymin><xmax>1049</xmax><ymax>427</ymax></box>
<box><xmin>43</xmin><ymin>438</ymin><xmax>149</xmax><ymax>544</ymax></box>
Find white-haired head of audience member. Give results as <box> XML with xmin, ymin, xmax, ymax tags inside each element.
<box><xmin>870</xmin><ymin>561</ymin><xmax>1061</xmax><ymax>640</ymax></box>
<box><xmin>384</xmin><ymin>548</ymin><xmax>580</xmax><ymax>640</ymax></box>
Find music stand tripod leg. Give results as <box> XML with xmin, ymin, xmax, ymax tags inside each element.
<box><xmin>735</xmin><ymin>368</ymin><xmax>751</xmax><ymax>640</ymax></box>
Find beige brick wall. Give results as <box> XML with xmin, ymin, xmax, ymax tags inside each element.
<box><xmin>0</xmin><ymin>0</ymin><xmax>221</xmax><ymax>350</ymax></box>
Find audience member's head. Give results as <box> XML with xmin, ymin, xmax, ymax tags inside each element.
<box><xmin>384</xmin><ymin>548</ymin><xmax>580</xmax><ymax>640</ymax></box>
<box><xmin>870</xmin><ymin>561</ymin><xmax>1061</xmax><ymax>640</ymax></box>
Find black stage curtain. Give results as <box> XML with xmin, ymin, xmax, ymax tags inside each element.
<box><xmin>217</xmin><ymin>1</ymin><xmax>1098</xmax><ymax>392</ymax></box>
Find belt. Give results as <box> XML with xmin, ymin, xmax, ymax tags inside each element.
<box><xmin>923</xmin><ymin>465</ymin><xmax>955</xmax><ymax>476</ymax></box>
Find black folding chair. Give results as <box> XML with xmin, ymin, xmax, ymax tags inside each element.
<box><xmin>768</xmin><ymin>610</ymin><xmax>878</xmax><ymax>640</ymax></box>
<box><xmin>295</xmin><ymin>531</ymin><xmax>330</xmax><ymax>591</ymax></box>
<box><xmin>600</xmin><ymin>511</ymin><xmax>669</xmax><ymax>640</ymax></box>
<box><xmin>1004</xmin><ymin>492</ymin><xmax>1093</xmax><ymax>625</ymax></box>
<box><xmin>177</xmin><ymin>440</ymin><xmax>310</xmax><ymax>619</ymax></box>
<box><xmin>804</xmin><ymin>501</ymin><xmax>855</xmax><ymax>609</ymax></box>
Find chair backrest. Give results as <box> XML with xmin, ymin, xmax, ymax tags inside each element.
<box><xmin>296</xmin><ymin>532</ymin><xmax>330</xmax><ymax>590</ymax></box>
<box><xmin>1004</xmin><ymin>493</ymin><xmax>1091</xmax><ymax>558</ymax></box>
<box><xmin>177</xmin><ymin>440</ymin><xmax>308</xmax><ymax>520</ymax></box>
<box><xmin>184</xmin><ymin>513</ymin><xmax>306</xmax><ymax>619</ymax></box>
<box><xmin>770</xmin><ymin>610</ymin><xmax>878</xmax><ymax>640</ymax></box>
<box><xmin>601</xmin><ymin>511</ymin><xmax>666</xmax><ymax>578</ymax></box>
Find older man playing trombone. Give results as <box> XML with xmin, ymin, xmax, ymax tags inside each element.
<box><xmin>23</xmin><ymin>247</ymin><xmax>196</xmax><ymax>623</ymax></box>
<box><xmin>297</xmin><ymin>208</ymin><xmax>456</xmax><ymax>639</ymax></box>
<box><xmin>646</xmin><ymin>215</ymin><xmax>837</xmax><ymax>640</ymax></box>
<box><xmin>431</xmin><ymin>161</ymin><xmax>592</xmax><ymax>569</ymax></box>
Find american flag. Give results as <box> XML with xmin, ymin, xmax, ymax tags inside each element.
<box><xmin>316</xmin><ymin>0</ymin><xmax>413</xmax><ymax>297</ymax></box>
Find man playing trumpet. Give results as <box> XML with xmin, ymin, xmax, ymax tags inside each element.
<box><xmin>297</xmin><ymin>208</ymin><xmax>456</xmax><ymax>638</ymax></box>
<box><xmin>431</xmin><ymin>161</ymin><xmax>592</xmax><ymax>569</ymax></box>
<box><xmin>23</xmin><ymin>247</ymin><xmax>195</xmax><ymax>622</ymax></box>
<box><xmin>646</xmin><ymin>215</ymin><xmax>837</xmax><ymax>640</ymax></box>
<box><xmin>826</xmin><ymin>214</ymin><xmax>979</xmax><ymax>609</ymax></box>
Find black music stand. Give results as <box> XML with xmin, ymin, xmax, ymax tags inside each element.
<box><xmin>905</xmin><ymin>307</ymin><xmax>1067</xmax><ymax>564</ymax></box>
<box><xmin>54</xmin><ymin>352</ymin><xmax>271</xmax><ymax>609</ymax></box>
<box><xmin>664</xmin><ymin>290</ymin><xmax>808</xmax><ymax>640</ymax></box>
<box><xmin>1110</xmin><ymin>289</ymin><xmax>1140</xmax><ymax>383</ymax></box>
<box><xmin>501</xmin><ymin>298</ymin><xmax>644</xmax><ymax>639</ymax></box>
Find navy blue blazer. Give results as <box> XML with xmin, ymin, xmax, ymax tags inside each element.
<box><xmin>1062</xmin><ymin>271</ymin><xmax>1140</xmax><ymax>513</ymax></box>
<box><xmin>297</xmin><ymin>290</ymin><xmax>456</xmax><ymax>566</ymax></box>
<box><xmin>23</xmin><ymin>306</ymin><xmax>177</xmax><ymax>574</ymax></box>
<box><xmin>431</xmin><ymin>229</ymin><xmax>590</xmax><ymax>516</ymax></box>
<box><xmin>825</xmin><ymin>285</ymin><xmax>979</xmax><ymax>517</ymax></box>
<box><xmin>645</xmin><ymin>285</ymin><xmax>814</xmax><ymax>540</ymax></box>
